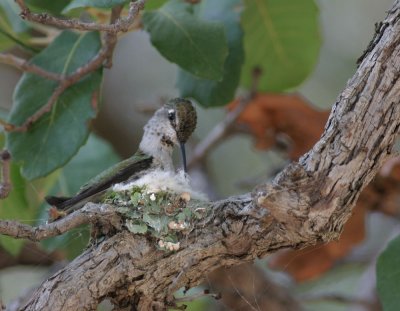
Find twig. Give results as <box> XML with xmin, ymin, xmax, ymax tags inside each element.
<box><xmin>188</xmin><ymin>67</ymin><xmax>262</xmax><ymax>169</ymax></box>
<box><xmin>0</xmin><ymin>53</ymin><xmax>62</xmax><ymax>81</ymax></box>
<box><xmin>15</xmin><ymin>0</ymin><xmax>145</xmax><ymax>33</ymax></box>
<box><xmin>5</xmin><ymin>1</ymin><xmax>146</xmax><ymax>132</ymax></box>
<box><xmin>0</xmin><ymin>203</ymin><xmax>119</xmax><ymax>242</ymax></box>
<box><xmin>103</xmin><ymin>5</ymin><xmax>123</xmax><ymax>67</ymax></box>
<box><xmin>0</xmin><ymin>150</ymin><xmax>11</xmax><ymax>199</ymax></box>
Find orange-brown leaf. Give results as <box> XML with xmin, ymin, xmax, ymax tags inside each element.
<box><xmin>228</xmin><ymin>93</ymin><xmax>329</xmax><ymax>160</ymax></box>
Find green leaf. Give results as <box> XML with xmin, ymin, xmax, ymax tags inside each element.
<box><xmin>0</xmin><ymin>163</ymin><xmax>34</xmax><ymax>256</ymax></box>
<box><xmin>377</xmin><ymin>234</ymin><xmax>400</xmax><ymax>311</ymax></box>
<box><xmin>148</xmin><ymin>201</ymin><xmax>161</xmax><ymax>214</ymax></box>
<box><xmin>130</xmin><ymin>192</ymin><xmax>141</xmax><ymax>207</ymax></box>
<box><xmin>144</xmin><ymin>0</ymin><xmax>166</xmax><ymax>11</ymax></box>
<box><xmin>176</xmin><ymin>0</ymin><xmax>244</xmax><ymax>107</ymax></box>
<box><xmin>6</xmin><ymin>31</ymin><xmax>103</xmax><ymax>180</ymax></box>
<box><xmin>0</xmin><ymin>3</ymin><xmax>33</xmax><ymax>52</ymax></box>
<box><xmin>0</xmin><ymin>0</ymin><xmax>30</xmax><ymax>33</ymax></box>
<box><xmin>0</xmin><ymin>29</ymin><xmax>15</xmax><ymax>52</ymax></box>
<box><xmin>26</xmin><ymin>170</ymin><xmax>60</xmax><ymax>209</ymax></box>
<box><xmin>63</xmin><ymin>0</ymin><xmax>127</xmax><ymax>13</ymax></box>
<box><xmin>143</xmin><ymin>213</ymin><xmax>169</xmax><ymax>234</ymax></box>
<box><xmin>59</xmin><ymin>134</ymin><xmax>120</xmax><ymax>195</ymax></box>
<box><xmin>176</xmin><ymin>212</ymin><xmax>185</xmax><ymax>223</ymax></box>
<box><xmin>142</xmin><ymin>0</ymin><xmax>228</xmax><ymax>81</ymax></box>
<box><xmin>0</xmin><ymin>27</ymin><xmax>35</xmax><ymax>53</ymax></box>
<box><xmin>25</xmin><ymin>0</ymin><xmax>72</xmax><ymax>14</ymax></box>
<box><xmin>126</xmin><ymin>209</ymin><xmax>141</xmax><ymax>219</ymax></box>
<box><xmin>163</xmin><ymin>233</ymin><xmax>178</xmax><ymax>243</ymax></box>
<box><xmin>143</xmin><ymin>213</ymin><xmax>160</xmax><ymax>230</ymax></box>
<box><xmin>183</xmin><ymin>206</ymin><xmax>192</xmax><ymax>218</ymax></box>
<box><xmin>241</xmin><ymin>0</ymin><xmax>320</xmax><ymax>91</ymax></box>
<box><xmin>126</xmin><ymin>220</ymin><xmax>148</xmax><ymax>234</ymax></box>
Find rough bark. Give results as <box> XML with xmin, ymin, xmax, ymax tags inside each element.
<box><xmin>4</xmin><ymin>1</ymin><xmax>400</xmax><ymax>310</ymax></box>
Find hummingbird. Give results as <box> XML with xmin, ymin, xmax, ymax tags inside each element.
<box><xmin>45</xmin><ymin>98</ymin><xmax>197</xmax><ymax>213</ymax></box>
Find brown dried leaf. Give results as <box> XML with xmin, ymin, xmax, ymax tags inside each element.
<box><xmin>228</xmin><ymin>93</ymin><xmax>329</xmax><ymax>160</ymax></box>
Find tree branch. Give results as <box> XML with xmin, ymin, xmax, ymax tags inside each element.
<box><xmin>1</xmin><ymin>0</ymin><xmax>400</xmax><ymax>310</ymax></box>
<box><xmin>15</xmin><ymin>0</ymin><xmax>145</xmax><ymax>33</ymax></box>
<box><xmin>0</xmin><ymin>53</ymin><xmax>62</xmax><ymax>81</ymax></box>
<box><xmin>0</xmin><ymin>203</ymin><xmax>121</xmax><ymax>241</ymax></box>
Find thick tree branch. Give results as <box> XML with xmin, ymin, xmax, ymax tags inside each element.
<box><xmin>1</xmin><ymin>1</ymin><xmax>400</xmax><ymax>310</ymax></box>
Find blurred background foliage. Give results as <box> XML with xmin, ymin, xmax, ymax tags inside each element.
<box><xmin>0</xmin><ymin>0</ymin><xmax>399</xmax><ymax>310</ymax></box>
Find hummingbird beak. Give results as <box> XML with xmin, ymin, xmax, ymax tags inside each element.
<box><xmin>180</xmin><ymin>142</ymin><xmax>187</xmax><ymax>173</ymax></box>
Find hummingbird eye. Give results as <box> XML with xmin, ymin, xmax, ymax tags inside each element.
<box><xmin>168</xmin><ymin>109</ymin><xmax>176</xmax><ymax>121</ymax></box>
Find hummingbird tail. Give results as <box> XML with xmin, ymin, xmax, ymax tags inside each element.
<box><xmin>45</xmin><ymin>195</ymin><xmax>71</xmax><ymax>208</ymax></box>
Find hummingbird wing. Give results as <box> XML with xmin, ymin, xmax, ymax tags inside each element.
<box><xmin>77</xmin><ymin>150</ymin><xmax>152</xmax><ymax>194</ymax></box>
<box><xmin>45</xmin><ymin>150</ymin><xmax>153</xmax><ymax>211</ymax></box>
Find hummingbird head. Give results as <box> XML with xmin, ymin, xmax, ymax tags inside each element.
<box><xmin>164</xmin><ymin>98</ymin><xmax>197</xmax><ymax>144</ymax></box>
<box><xmin>165</xmin><ymin>98</ymin><xmax>197</xmax><ymax>172</ymax></box>
<box><xmin>139</xmin><ymin>98</ymin><xmax>197</xmax><ymax>172</ymax></box>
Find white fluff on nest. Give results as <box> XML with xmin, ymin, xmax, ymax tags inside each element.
<box><xmin>112</xmin><ymin>169</ymin><xmax>208</xmax><ymax>201</ymax></box>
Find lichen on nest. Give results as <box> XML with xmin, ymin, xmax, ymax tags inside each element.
<box><xmin>104</xmin><ymin>169</ymin><xmax>210</xmax><ymax>251</ymax></box>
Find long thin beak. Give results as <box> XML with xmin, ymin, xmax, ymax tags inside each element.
<box><xmin>180</xmin><ymin>142</ymin><xmax>187</xmax><ymax>173</ymax></box>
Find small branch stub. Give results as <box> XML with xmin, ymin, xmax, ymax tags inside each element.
<box><xmin>0</xmin><ymin>150</ymin><xmax>11</xmax><ymax>199</ymax></box>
